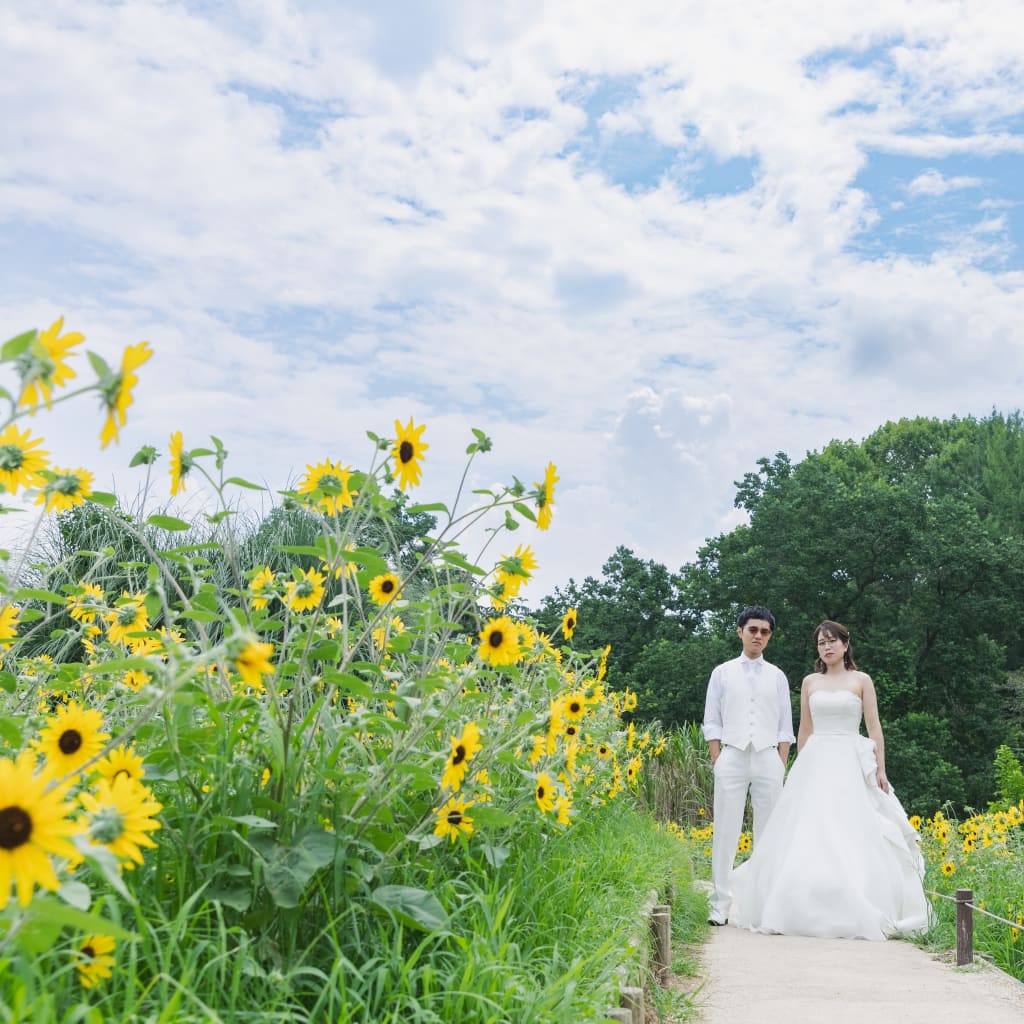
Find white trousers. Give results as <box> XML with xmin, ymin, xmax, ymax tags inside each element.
<box><xmin>709</xmin><ymin>744</ymin><xmax>785</xmax><ymax>922</ymax></box>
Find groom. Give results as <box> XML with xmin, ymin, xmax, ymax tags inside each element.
<box><xmin>702</xmin><ymin>605</ymin><xmax>794</xmax><ymax>925</ymax></box>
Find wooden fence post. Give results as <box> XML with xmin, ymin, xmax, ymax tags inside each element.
<box><xmin>955</xmin><ymin>888</ymin><xmax>973</xmax><ymax>966</ymax></box>
<box><xmin>619</xmin><ymin>985</ymin><xmax>644</xmax><ymax>1023</ymax></box>
<box><xmin>651</xmin><ymin>903</ymin><xmax>671</xmax><ymax>986</ymax></box>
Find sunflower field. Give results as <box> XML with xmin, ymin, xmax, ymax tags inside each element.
<box><xmin>0</xmin><ymin>321</ymin><xmax>701</xmax><ymax>1023</ymax></box>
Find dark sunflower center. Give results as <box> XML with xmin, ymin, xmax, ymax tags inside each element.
<box><xmin>0</xmin><ymin>805</ymin><xmax>31</xmax><ymax>849</ymax></box>
<box><xmin>113</xmin><ymin>768</ymin><xmax>130</xmax><ymax>782</ymax></box>
<box><xmin>59</xmin><ymin>728</ymin><xmax>83</xmax><ymax>755</ymax></box>
<box><xmin>569</xmin><ymin>701</ymin><xmax>582</xmax><ymax>714</ymax></box>
<box><xmin>536</xmin><ymin>784</ymin><xmax>546</xmax><ymax>800</ymax></box>
<box><xmin>82</xmin><ymin>944</ymin><xmax>96</xmax><ymax>959</ymax></box>
<box><xmin>381</xmin><ymin>579</ymin><xmax>395</xmax><ymax>594</ymax></box>
<box><xmin>446</xmin><ymin>810</ymin><xmax>463</xmax><ymax>827</ymax></box>
<box><xmin>317</xmin><ymin>474</ymin><xmax>342</xmax><ymax>491</ymax></box>
<box><xmin>399</xmin><ymin>441</ymin><xmax>414</xmax><ymax>464</ymax></box>
<box><xmin>566</xmin><ymin>724</ymin><xmax>578</xmax><ymax>736</ymax></box>
<box><xmin>452</xmin><ymin>744</ymin><xmax>466</xmax><ymax>766</ymax></box>
<box><xmin>566</xmin><ymin>617</ymin><xmax>575</xmax><ymax>630</ymax></box>
<box><xmin>0</xmin><ymin>444</ymin><xmax>25</xmax><ymax>471</ymax></box>
<box><xmin>488</xmin><ymin>630</ymin><xmax>504</xmax><ymax>648</ymax></box>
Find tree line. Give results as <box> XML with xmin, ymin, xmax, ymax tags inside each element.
<box><xmin>532</xmin><ymin>411</ymin><xmax>1024</xmax><ymax>815</ymax></box>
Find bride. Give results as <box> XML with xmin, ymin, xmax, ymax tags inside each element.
<box><xmin>729</xmin><ymin>620</ymin><xmax>931</xmax><ymax>940</ymax></box>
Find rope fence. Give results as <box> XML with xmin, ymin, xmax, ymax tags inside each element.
<box><xmin>925</xmin><ymin>887</ymin><xmax>1022</xmax><ymax>966</ymax></box>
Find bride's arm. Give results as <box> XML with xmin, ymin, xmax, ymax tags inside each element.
<box><xmin>861</xmin><ymin>674</ymin><xmax>890</xmax><ymax>793</ymax></box>
<box><xmin>796</xmin><ymin>676</ymin><xmax>814</xmax><ymax>753</ymax></box>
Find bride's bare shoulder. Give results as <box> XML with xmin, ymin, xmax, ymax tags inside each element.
<box><xmin>801</xmin><ymin>673</ymin><xmax>821</xmax><ymax>690</ymax></box>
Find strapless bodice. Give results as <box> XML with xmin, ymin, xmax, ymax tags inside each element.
<box><xmin>809</xmin><ymin>689</ymin><xmax>862</xmax><ymax>735</ymax></box>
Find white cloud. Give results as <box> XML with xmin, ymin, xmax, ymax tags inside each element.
<box><xmin>907</xmin><ymin>169</ymin><xmax>984</xmax><ymax>197</ymax></box>
<box><xmin>1</xmin><ymin>0</ymin><xmax>1023</xmax><ymax>595</ymax></box>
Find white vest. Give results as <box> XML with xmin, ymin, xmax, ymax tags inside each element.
<box><xmin>719</xmin><ymin>659</ymin><xmax>780</xmax><ymax>752</ymax></box>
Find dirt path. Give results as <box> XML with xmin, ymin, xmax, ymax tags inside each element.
<box><xmin>696</xmin><ymin>925</ymin><xmax>1024</xmax><ymax>1023</ymax></box>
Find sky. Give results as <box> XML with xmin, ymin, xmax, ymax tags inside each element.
<box><xmin>2</xmin><ymin>0</ymin><xmax>1023</xmax><ymax>601</ymax></box>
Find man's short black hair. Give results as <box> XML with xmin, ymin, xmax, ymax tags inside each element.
<box><xmin>737</xmin><ymin>605</ymin><xmax>776</xmax><ymax>631</ymax></box>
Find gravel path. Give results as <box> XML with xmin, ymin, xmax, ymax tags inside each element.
<box><xmin>696</xmin><ymin>925</ymin><xmax>1024</xmax><ymax>1023</ymax></box>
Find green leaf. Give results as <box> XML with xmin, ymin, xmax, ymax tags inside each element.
<box><xmin>466</xmin><ymin>806</ymin><xmax>517</xmax><ymax>828</ymax></box>
<box><xmin>513</xmin><ymin>501</ymin><xmax>537</xmax><ymax>523</ymax></box>
<box><xmin>58</xmin><ymin>880</ymin><xmax>92</xmax><ymax>910</ymax></box>
<box><xmin>13</xmin><ymin>587</ymin><xmax>66</xmax><ymax>604</ymax></box>
<box><xmin>504</xmin><ymin>510</ymin><xmax>519</xmax><ymax>531</ymax></box>
<box><xmin>275</xmin><ymin>545</ymin><xmax>323</xmax><ymax>558</ymax></box>
<box><xmin>262</xmin><ymin>829</ymin><xmax>337</xmax><ymax>909</ymax></box>
<box><xmin>146</xmin><ymin>514</ymin><xmax>191</xmax><ymax>532</ymax></box>
<box><xmin>20</xmin><ymin>896</ymin><xmax>136</xmax><ymax>943</ymax></box>
<box><xmin>0</xmin><ymin>671</ymin><xmax>17</xmax><ymax>695</ymax></box>
<box><xmin>439</xmin><ymin>551</ymin><xmax>486</xmax><ymax>575</ymax></box>
<box><xmin>406</xmin><ymin>502</ymin><xmax>449</xmax><ymax>515</ymax></box>
<box><xmin>226</xmin><ymin>476</ymin><xmax>267</xmax><ymax>491</ymax></box>
<box><xmin>129</xmin><ymin>445</ymin><xmax>159</xmax><ymax>467</ymax></box>
<box><xmin>481</xmin><ymin>843</ymin><xmax>510</xmax><ymax>868</ymax></box>
<box><xmin>207</xmin><ymin>883</ymin><xmax>252</xmax><ymax>912</ymax></box>
<box><xmin>205</xmin><ymin>510</ymin><xmax>237</xmax><ymax>524</ymax></box>
<box><xmin>87</xmin><ymin>350</ymin><xmax>112</xmax><ymax>379</ymax></box>
<box><xmin>225</xmin><ymin>815</ymin><xmax>278</xmax><ymax>830</ymax></box>
<box><xmin>370</xmin><ymin>885</ymin><xmax>449</xmax><ymax>933</ymax></box>
<box><xmin>18</xmin><ymin>608</ymin><xmax>43</xmax><ymax>623</ymax></box>
<box><xmin>88</xmin><ymin>491</ymin><xmax>117</xmax><ymax>508</ymax></box>
<box><xmin>1</xmin><ymin>329</ymin><xmax>37</xmax><ymax>360</ymax></box>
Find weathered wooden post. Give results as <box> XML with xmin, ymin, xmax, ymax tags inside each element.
<box><xmin>619</xmin><ymin>985</ymin><xmax>644</xmax><ymax>1023</ymax></box>
<box><xmin>955</xmin><ymin>888</ymin><xmax>973</xmax><ymax>966</ymax></box>
<box><xmin>651</xmin><ymin>903</ymin><xmax>671</xmax><ymax>986</ymax></box>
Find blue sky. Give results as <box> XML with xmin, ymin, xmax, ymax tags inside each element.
<box><xmin>2</xmin><ymin>0</ymin><xmax>1023</xmax><ymax>599</ymax></box>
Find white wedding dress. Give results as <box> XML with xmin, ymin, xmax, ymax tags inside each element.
<box><xmin>729</xmin><ymin>689</ymin><xmax>930</xmax><ymax>940</ymax></box>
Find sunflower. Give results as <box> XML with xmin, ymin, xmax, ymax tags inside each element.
<box><xmin>249</xmin><ymin>566</ymin><xmax>276</xmax><ymax>610</ymax></box>
<box><xmin>908</xmin><ymin>815</ymin><xmax>922</xmax><ymax>831</ymax></box>
<box><xmin>94</xmin><ymin>744</ymin><xmax>146</xmax><ymax>786</ymax></box>
<box><xmin>234</xmin><ymin>640</ymin><xmax>275</xmax><ymax>689</ymax></box>
<box><xmin>533</xmin><ymin>462</ymin><xmax>559</xmax><ymax>531</ymax></box>
<box><xmin>76</xmin><ymin>933</ymin><xmax>116</xmax><ymax>989</ymax></box>
<box><xmin>34</xmin><ymin>466</ymin><xmax>94</xmax><ymax>513</ymax></box>
<box><xmin>65</xmin><ymin>583</ymin><xmax>106</xmax><ymax>625</ymax></box>
<box><xmin>0</xmin><ymin>605</ymin><xmax>20</xmax><ymax>650</ymax></box>
<box><xmin>493</xmin><ymin>544</ymin><xmax>539</xmax><ymax>607</ymax></box>
<box><xmin>99</xmin><ymin>341</ymin><xmax>154</xmax><ymax>449</ymax></box>
<box><xmin>441</xmin><ymin>722</ymin><xmax>483</xmax><ymax>792</ymax></box>
<box><xmin>0</xmin><ymin>424</ymin><xmax>49</xmax><ymax>494</ymax></box>
<box><xmin>392</xmin><ymin>418</ymin><xmax>428</xmax><ymax>491</ymax></box>
<box><xmin>434</xmin><ymin>796</ymin><xmax>474</xmax><ymax>843</ymax></box>
<box><xmin>285</xmin><ymin>568</ymin><xmax>326</xmax><ymax>613</ymax></box>
<box><xmin>941</xmin><ymin>861</ymin><xmax>955</xmax><ymax>876</ymax></box>
<box><xmin>596</xmin><ymin>644</ymin><xmax>612</xmax><ymax>681</ymax></box>
<box><xmin>0</xmin><ymin>750</ymin><xmax>81</xmax><ymax>908</ymax></box>
<box><xmin>626</xmin><ymin>754</ymin><xmax>642</xmax><ymax>786</ymax></box>
<box><xmin>35</xmin><ymin>700</ymin><xmax>110</xmax><ymax>778</ymax></box>
<box><xmin>535</xmin><ymin>771</ymin><xmax>556</xmax><ymax>813</ymax></box>
<box><xmin>555</xmin><ymin>795</ymin><xmax>572</xmax><ymax>826</ymax></box>
<box><xmin>17</xmin><ymin>316</ymin><xmax>84</xmax><ymax>411</ymax></box>
<box><xmin>595</xmin><ymin>742</ymin><xmax>613</xmax><ymax>760</ymax></box>
<box><xmin>104</xmin><ymin>592</ymin><xmax>149</xmax><ymax>647</ymax></box>
<box><xmin>169</xmin><ymin>431</ymin><xmax>193</xmax><ymax>496</ymax></box>
<box><xmin>477</xmin><ymin>615</ymin><xmax>522</xmax><ymax>667</ymax></box>
<box><xmin>561</xmin><ymin>608</ymin><xmax>577</xmax><ymax>639</ymax></box>
<box><xmin>297</xmin><ymin>458</ymin><xmax>355</xmax><ymax>516</ymax></box>
<box><xmin>562</xmin><ymin>691</ymin><xmax>587</xmax><ymax>722</ymax></box>
<box><xmin>368</xmin><ymin>572</ymin><xmax>402</xmax><ymax>606</ymax></box>
<box><xmin>80</xmin><ymin>775</ymin><xmax>162</xmax><ymax>866</ymax></box>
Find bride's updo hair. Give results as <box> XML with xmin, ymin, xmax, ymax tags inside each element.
<box><xmin>813</xmin><ymin>620</ymin><xmax>857</xmax><ymax>673</ymax></box>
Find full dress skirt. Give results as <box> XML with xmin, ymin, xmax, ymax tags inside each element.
<box><xmin>729</xmin><ymin>690</ymin><xmax>930</xmax><ymax>940</ymax></box>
